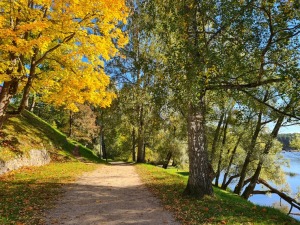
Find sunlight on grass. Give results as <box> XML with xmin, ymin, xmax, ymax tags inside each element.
<box><xmin>1</xmin><ymin>110</ymin><xmax>100</xmax><ymax>163</ymax></box>
<box><xmin>0</xmin><ymin>162</ymin><xmax>98</xmax><ymax>225</ymax></box>
<box><xmin>136</xmin><ymin>164</ymin><xmax>299</xmax><ymax>225</ymax></box>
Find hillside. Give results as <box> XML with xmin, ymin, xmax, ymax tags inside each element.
<box><xmin>0</xmin><ymin>110</ymin><xmax>100</xmax><ymax>165</ymax></box>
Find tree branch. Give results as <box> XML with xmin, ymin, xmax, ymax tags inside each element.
<box><xmin>252</xmin><ymin>190</ymin><xmax>275</xmax><ymax>195</ymax></box>
<box><xmin>241</xmin><ymin>90</ymin><xmax>300</xmax><ymax>120</ymax></box>
<box><xmin>225</xmin><ymin>174</ymin><xmax>240</xmax><ymax>187</ymax></box>
<box><xmin>35</xmin><ymin>32</ymin><xmax>75</xmax><ymax>66</ymax></box>
<box><xmin>205</xmin><ymin>0</ymin><xmax>256</xmax><ymax>45</ymax></box>
<box><xmin>207</xmin><ymin>78</ymin><xmax>286</xmax><ymax>91</ymax></box>
<box><xmin>257</xmin><ymin>178</ymin><xmax>300</xmax><ymax>213</ymax></box>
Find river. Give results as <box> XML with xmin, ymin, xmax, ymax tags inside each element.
<box><xmin>248</xmin><ymin>151</ymin><xmax>300</xmax><ymax>220</ymax></box>
<box><xmin>217</xmin><ymin>151</ymin><xmax>300</xmax><ymax>220</ymax></box>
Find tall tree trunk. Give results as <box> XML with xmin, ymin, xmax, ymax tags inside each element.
<box><xmin>29</xmin><ymin>92</ymin><xmax>36</xmax><ymax>112</ymax></box>
<box><xmin>163</xmin><ymin>151</ymin><xmax>172</xmax><ymax>169</ymax></box>
<box><xmin>18</xmin><ymin>52</ymin><xmax>37</xmax><ymax>113</ymax></box>
<box><xmin>242</xmin><ymin>112</ymin><xmax>286</xmax><ymax>199</ymax></box>
<box><xmin>234</xmin><ymin>110</ymin><xmax>263</xmax><ymax>195</ymax></box>
<box><xmin>210</xmin><ymin>113</ymin><xmax>224</xmax><ymax>162</ymax></box>
<box><xmin>18</xmin><ymin>75</ymin><xmax>34</xmax><ymax>113</ymax></box>
<box><xmin>172</xmin><ymin>158</ymin><xmax>177</xmax><ymax>167</ymax></box>
<box><xmin>98</xmin><ymin>126</ymin><xmax>103</xmax><ymax>159</ymax></box>
<box><xmin>143</xmin><ymin>142</ymin><xmax>146</xmax><ymax>162</ymax></box>
<box><xmin>221</xmin><ymin>136</ymin><xmax>242</xmax><ymax>189</ymax></box>
<box><xmin>182</xmin><ymin>0</ymin><xmax>215</xmax><ymax>197</ymax></box>
<box><xmin>68</xmin><ymin>110</ymin><xmax>73</xmax><ymax>137</ymax></box>
<box><xmin>17</xmin><ymin>45</ymin><xmax>37</xmax><ymax>113</ymax></box>
<box><xmin>215</xmin><ymin>113</ymin><xmax>230</xmax><ymax>187</ymax></box>
<box><xmin>137</xmin><ymin>105</ymin><xmax>144</xmax><ymax>163</ymax></box>
<box><xmin>102</xmin><ymin>133</ymin><xmax>107</xmax><ymax>162</ymax></box>
<box><xmin>184</xmin><ymin>97</ymin><xmax>214</xmax><ymax>197</ymax></box>
<box><xmin>0</xmin><ymin>79</ymin><xmax>19</xmax><ymax>128</ymax></box>
<box><xmin>214</xmin><ymin>145</ymin><xmax>225</xmax><ymax>187</ymax></box>
<box><xmin>132</xmin><ymin>127</ymin><xmax>136</xmax><ymax>162</ymax></box>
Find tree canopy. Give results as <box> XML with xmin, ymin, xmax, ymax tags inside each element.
<box><xmin>0</xmin><ymin>0</ymin><xmax>128</xmax><ymax>124</ymax></box>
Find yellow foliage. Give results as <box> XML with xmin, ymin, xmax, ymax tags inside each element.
<box><xmin>0</xmin><ymin>0</ymin><xmax>128</xmax><ymax>110</ymax></box>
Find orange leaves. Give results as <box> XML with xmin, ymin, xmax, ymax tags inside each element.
<box><xmin>0</xmin><ymin>0</ymin><xmax>128</xmax><ymax>110</ymax></box>
<box><xmin>39</xmin><ymin>59</ymin><xmax>117</xmax><ymax>111</ymax></box>
<box><xmin>16</xmin><ymin>21</ymin><xmax>50</xmax><ymax>34</ymax></box>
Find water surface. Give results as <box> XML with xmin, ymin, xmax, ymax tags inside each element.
<box><xmin>248</xmin><ymin>151</ymin><xmax>300</xmax><ymax>220</ymax></box>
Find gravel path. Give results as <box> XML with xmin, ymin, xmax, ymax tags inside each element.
<box><xmin>44</xmin><ymin>163</ymin><xmax>180</xmax><ymax>225</ymax></box>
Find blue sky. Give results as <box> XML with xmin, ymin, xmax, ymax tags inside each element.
<box><xmin>268</xmin><ymin>121</ymin><xmax>300</xmax><ymax>134</ymax></box>
<box><xmin>279</xmin><ymin>125</ymin><xmax>300</xmax><ymax>134</ymax></box>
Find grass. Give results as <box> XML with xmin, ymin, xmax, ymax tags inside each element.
<box><xmin>0</xmin><ymin>110</ymin><xmax>100</xmax><ymax>163</ymax></box>
<box><xmin>0</xmin><ymin>162</ymin><xmax>98</xmax><ymax>225</ymax></box>
<box><xmin>0</xmin><ymin>109</ymin><xmax>103</xmax><ymax>224</ymax></box>
<box><xmin>136</xmin><ymin>164</ymin><xmax>300</xmax><ymax>225</ymax></box>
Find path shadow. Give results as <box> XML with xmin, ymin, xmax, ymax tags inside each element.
<box><xmin>1</xmin><ymin>177</ymin><xmax>177</xmax><ymax>225</ymax></box>
<box><xmin>44</xmin><ymin>182</ymin><xmax>177</xmax><ymax>225</ymax></box>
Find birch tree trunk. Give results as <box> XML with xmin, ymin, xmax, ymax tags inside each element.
<box><xmin>184</xmin><ymin>96</ymin><xmax>214</xmax><ymax>197</ymax></box>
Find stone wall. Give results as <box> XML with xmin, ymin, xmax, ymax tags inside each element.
<box><xmin>0</xmin><ymin>149</ymin><xmax>51</xmax><ymax>175</ymax></box>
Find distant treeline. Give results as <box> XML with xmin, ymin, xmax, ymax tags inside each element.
<box><xmin>277</xmin><ymin>133</ymin><xmax>299</xmax><ymax>150</ymax></box>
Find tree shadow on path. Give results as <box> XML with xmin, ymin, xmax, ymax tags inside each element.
<box><xmin>44</xmin><ymin>164</ymin><xmax>180</xmax><ymax>225</ymax></box>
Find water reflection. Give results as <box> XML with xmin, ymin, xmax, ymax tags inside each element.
<box><xmin>217</xmin><ymin>151</ymin><xmax>300</xmax><ymax>220</ymax></box>
<box><xmin>248</xmin><ymin>151</ymin><xmax>300</xmax><ymax>220</ymax></box>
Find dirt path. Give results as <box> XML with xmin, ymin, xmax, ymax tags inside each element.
<box><xmin>44</xmin><ymin>163</ymin><xmax>180</xmax><ymax>225</ymax></box>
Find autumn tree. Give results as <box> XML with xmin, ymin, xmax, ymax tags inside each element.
<box><xmin>0</xmin><ymin>0</ymin><xmax>128</xmax><ymax>127</ymax></box>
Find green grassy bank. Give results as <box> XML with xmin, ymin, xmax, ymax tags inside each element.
<box><xmin>0</xmin><ymin>110</ymin><xmax>100</xmax><ymax>163</ymax></box>
<box><xmin>136</xmin><ymin>164</ymin><xmax>299</xmax><ymax>225</ymax></box>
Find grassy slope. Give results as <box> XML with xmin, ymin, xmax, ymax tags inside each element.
<box><xmin>0</xmin><ymin>110</ymin><xmax>100</xmax><ymax>162</ymax></box>
<box><xmin>136</xmin><ymin>164</ymin><xmax>299</xmax><ymax>225</ymax></box>
<box><xmin>0</xmin><ymin>110</ymin><xmax>101</xmax><ymax>224</ymax></box>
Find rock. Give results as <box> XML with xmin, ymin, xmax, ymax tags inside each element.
<box><xmin>0</xmin><ymin>149</ymin><xmax>51</xmax><ymax>175</ymax></box>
